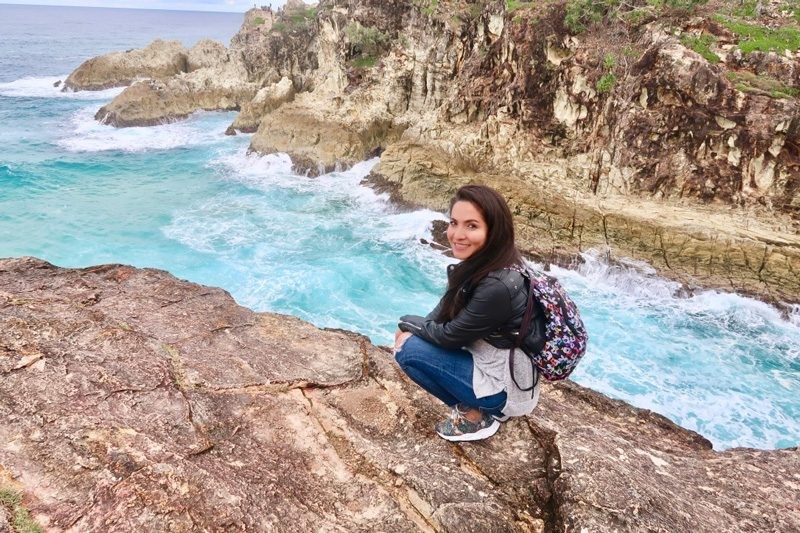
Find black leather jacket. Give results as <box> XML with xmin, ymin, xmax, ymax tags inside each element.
<box><xmin>398</xmin><ymin>267</ymin><xmax>539</xmax><ymax>349</ymax></box>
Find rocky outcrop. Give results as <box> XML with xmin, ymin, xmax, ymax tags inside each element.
<box><xmin>1</xmin><ymin>257</ymin><xmax>798</xmax><ymax>531</ymax></box>
<box><xmin>229</xmin><ymin>76</ymin><xmax>296</xmax><ymax>133</ymax></box>
<box><xmin>186</xmin><ymin>39</ymin><xmax>230</xmax><ymax>72</ymax></box>
<box><xmin>247</xmin><ymin>93</ymin><xmax>401</xmax><ymax>173</ymax></box>
<box><xmin>62</xmin><ymin>39</ymin><xmax>188</xmax><ymax>91</ymax></box>
<box><xmin>95</xmin><ymin>46</ymin><xmax>258</xmax><ymax>128</ymax></box>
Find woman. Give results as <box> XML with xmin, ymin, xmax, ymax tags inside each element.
<box><xmin>394</xmin><ymin>184</ymin><xmax>541</xmax><ymax>442</ymax></box>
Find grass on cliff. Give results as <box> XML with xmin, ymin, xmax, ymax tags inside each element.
<box><xmin>681</xmin><ymin>33</ymin><xmax>721</xmax><ymax>63</ymax></box>
<box><xmin>0</xmin><ymin>489</ymin><xmax>42</xmax><ymax>533</ymax></box>
<box><xmin>269</xmin><ymin>6</ymin><xmax>316</xmax><ymax>33</ymax></box>
<box><xmin>716</xmin><ymin>16</ymin><xmax>800</xmax><ymax>53</ymax></box>
<box><xmin>351</xmin><ymin>56</ymin><xmax>377</xmax><ymax>69</ymax></box>
<box><xmin>564</xmin><ymin>0</ymin><xmax>708</xmax><ymax>33</ymax></box>
<box><xmin>288</xmin><ymin>7</ymin><xmax>317</xmax><ymax>26</ymax></box>
<box><xmin>731</xmin><ymin>0</ymin><xmax>759</xmax><ymax>18</ymax></box>
<box><xmin>727</xmin><ymin>70</ymin><xmax>800</xmax><ymax>98</ymax></box>
<box><xmin>421</xmin><ymin>0</ymin><xmax>439</xmax><ymax>16</ymax></box>
<box><xmin>506</xmin><ymin>0</ymin><xmax>532</xmax><ymax>12</ymax></box>
<box><xmin>789</xmin><ymin>0</ymin><xmax>800</xmax><ymax>23</ymax></box>
<box><xmin>345</xmin><ymin>22</ymin><xmax>390</xmax><ymax>69</ymax></box>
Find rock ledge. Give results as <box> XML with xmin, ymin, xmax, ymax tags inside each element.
<box><xmin>0</xmin><ymin>257</ymin><xmax>797</xmax><ymax>532</ymax></box>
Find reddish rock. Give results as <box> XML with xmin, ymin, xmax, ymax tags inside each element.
<box><xmin>0</xmin><ymin>257</ymin><xmax>797</xmax><ymax>531</ymax></box>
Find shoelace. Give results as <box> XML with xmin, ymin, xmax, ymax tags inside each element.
<box><xmin>452</xmin><ymin>405</ymin><xmax>483</xmax><ymax>428</ymax></box>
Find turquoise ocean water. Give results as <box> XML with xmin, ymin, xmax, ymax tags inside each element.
<box><xmin>1</xmin><ymin>4</ymin><xmax>798</xmax><ymax>450</ymax></box>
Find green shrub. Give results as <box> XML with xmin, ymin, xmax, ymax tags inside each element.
<box><xmin>647</xmin><ymin>0</ymin><xmax>708</xmax><ymax>11</ymax></box>
<box><xmin>467</xmin><ymin>2</ymin><xmax>483</xmax><ymax>18</ymax></box>
<box><xmin>624</xmin><ymin>8</ymin><xmax>654</xmax><ymax>26</ymax></box>
<box><xmin>271</xmin><ymin>21</ymin><xmax>287</xmax><ymax>32</ymax></box>
<box><xmin>603</xmin><ymin>52</ymin><xmax>617</xmax><ymax>69</ymax></box>
<box><xmin>622</xmin><ymin>46</ymin><xmax>639</xmax><ymax>58</ymax></box>
<box><xmin>345</xmin><ymin>22</ymin><xmax>390</xmax><ymax>57</ymax></box>
<box><xmin>422</xmin><ymin>0</ymin><xmax>439</xmax><ymax>15</ymax></box>
<box><xmin>351</xmin><ymin>56</ymin><xmax>377</xmax><ymax>69</ymax></box>
<box><xmin>287</xmin><ymin>7</ymin><xmax>317</xmax><ymax>26</ymax></box>
<box><xmin>717</xmin><ymin>17</ymin><xmax>800</xmax><ymax>53</ymax></box>
<box><xmin>788</xmin><ymin>0</ymin><xmax>800</xmax><ymax>23</ymax></box>
<box><xmin>252</xmin><ymin>16</ymin><xmax>265</xmax><ymax>26</ymax></box>
<box><xmin>681</xmin><ymin>34</ymin><xmax>721</xmax><ymax>63</ymax></box>
<box><xmin>596</xmin><ymin>72</ymin><xmax>617</xmax><ymax>93</ymax></box>
<box><xmin>564</xmin><ymin>0</ymin><xmax>618</xmax><ymax>33</ymax></box>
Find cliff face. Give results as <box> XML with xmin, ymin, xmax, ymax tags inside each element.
<box><xmin>62</xmin><ymin>0</ymin><xmax>800</xmax><ymax>304</ymax></box>
<box><xmin>1</xmin><ymin>257</ymin><xmax>798</xmax><ymax>532</ymax></box>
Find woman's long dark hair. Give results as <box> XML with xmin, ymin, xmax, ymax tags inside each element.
<box><xmin>437</xmin><ymin>184</ymin><xmax>524</xmax><ymax>322</ymax></box>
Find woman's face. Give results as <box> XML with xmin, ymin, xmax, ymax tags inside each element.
<box><xmin>447</xmin><ymin>200</ymin><xmax>488</xmax><ymax>260</ymax></box>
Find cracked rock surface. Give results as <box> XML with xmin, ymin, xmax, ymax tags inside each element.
<box><xmin>0</xmin><ymin>257</ymin><xmax>797</xmax><ymax>532</ymax></box>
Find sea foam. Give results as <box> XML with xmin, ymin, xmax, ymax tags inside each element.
<box><xmin>552</xmin><ymin>251</ymin><xmax>800</xmax><ymax>449</ymax></box>
<box><xmin>0</xmin><ymin>76</ymin><xmax>125</xmax><ymax>100</ymax></box>
<box><xmin>58</xmin><ymin>107</ymin><xmax>233</xmax><ymax>153</ymax></box>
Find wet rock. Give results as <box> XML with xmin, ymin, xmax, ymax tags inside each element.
<box><xmin>0</xmin><ymin>257</ymin><xmax>797</xmax><ymax>531</ymax></box>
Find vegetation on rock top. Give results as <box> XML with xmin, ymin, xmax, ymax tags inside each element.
<box><xmin>0</xmin><ymin>489</ymin><xmax>42</xmax><ymax>533</ymax></box>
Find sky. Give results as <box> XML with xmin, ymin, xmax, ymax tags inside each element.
<box><xmin>0</xmin><ymin>0</ymin><xmax>287</xmax><ymax>12</ymax></box>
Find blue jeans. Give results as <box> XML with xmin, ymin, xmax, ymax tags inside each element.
<box><xmin>394</xmin><ymin>335</ymin><xmax>507</xmax><ymax>415</ymax></box>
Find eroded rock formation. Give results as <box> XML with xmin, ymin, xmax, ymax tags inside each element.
<box><xmin>62</xmin><ymin>39</ymin><xmax>188</xmax><ymax>91</ymax></box>
<box><xmin>94</xmin><ymin>39</ymin><xmax>258</xmax><ymax>128</ymax></box>
<box><xmin>1</xmin><ymin>257</ymin><xmax>798</xmax><ymax>531</ymax></box>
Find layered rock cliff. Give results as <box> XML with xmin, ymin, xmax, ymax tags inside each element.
<box><xmin>64</xmin><ymin>0</ymin><xmax>800</xmax><ymax>305</ymax></box>
<box><xmin>1</xmin><ymin>257</ymin><xmax>797</xmax><ymax>532</ymax></box>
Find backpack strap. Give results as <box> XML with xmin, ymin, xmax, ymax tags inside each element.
<box><xmin>509</xmin><ymin>269</ymin><xmax>539</xmax><ymax>394</ymax></box>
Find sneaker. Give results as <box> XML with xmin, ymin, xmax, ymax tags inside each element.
<box><xmin>435</xmin><ymin>406</ymin><xmax>500</xmax><ymax>442</ymax></box>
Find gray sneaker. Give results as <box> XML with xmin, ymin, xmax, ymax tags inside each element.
<box><xmin>435</xmin><ymin>406</ymin><xmax>500</xmax><ymax>442</ymax></box>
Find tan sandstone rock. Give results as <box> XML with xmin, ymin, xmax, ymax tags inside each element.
<box><xmin>186</xmin><ymin>39</ymin><xmax>230</xmax><ymax>72</ymax></box>
<box><xmin>0</xmin><ymin>257</ymin><xmax>797</xmax><ymax>532</ymax></box>
<box><xmin>230</xmin><ymin>76</ymin><xmax>296</xmax><ymax>133</ymax></box>
<box><xmin>248</xmin><ymin>92</ymin><xmax>401</xmax><ymax>175</ymax></box>
<box><xmin>63</xmin><ymin>39</ymin><xmax>188</xmax><ymax>91</ymax></box>
<box><xmin>95</xmin><ymin>56</ymin><xmax>258</xmax><ymax>128</ymax></box>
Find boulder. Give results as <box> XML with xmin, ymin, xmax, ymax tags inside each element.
<box><xmin>0</xmin><ymin>257</ymin><xmax>797</xmax><ymax>531</ymax></box>
<box><xmin>95</xmin><ymin>59</ymin><xmax>258</xmax><ymax>128</ymax></box>
<box><xmin>186</xmin><ymin>39</ymin><xmax>231</xmax><ymax>72</ymax></box>
<box><xmin>63</xmin><ymin>39</ymin><xmax>188</xmax><ymax>91</ymax></box>
<box><xmin>229</xmin><ymin>76</ymin><xmax>296</xmax><ymax>133</ymax></box>
<box><xmin>248</xmin><ymin>95</ymin><xmax>399</xmax><ymax>175</ymax></box>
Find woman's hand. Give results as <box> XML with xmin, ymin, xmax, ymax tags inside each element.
<box><xmin>394</xmin><ymin>329</ymin><xmax>412</xmax><ymax>352</ymax></box>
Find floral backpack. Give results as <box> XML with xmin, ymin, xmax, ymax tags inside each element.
<box><xmin>510</xmin><ymin>267</ymin><xmax>589</xmax><ymax>388</ymax></box>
